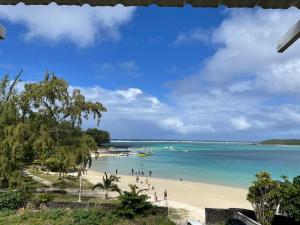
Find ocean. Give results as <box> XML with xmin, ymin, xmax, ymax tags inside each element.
<box><xmin>90</xmin><ymin>141</ymin><xmax>300</xmax><ymax>188</ymax></box>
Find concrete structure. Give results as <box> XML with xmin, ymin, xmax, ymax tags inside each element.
<box><xmin>0</xmin><ymin>0</ymin><xmax>299</xmax><ymax>8</ymax></box>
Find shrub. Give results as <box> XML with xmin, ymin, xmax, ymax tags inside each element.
<box><xmin>45</xmin><ymin>157</ymin><xmax>61</xmax><ymax>172</ymax></box>
<box><xmin>118</xmin><ymin>185</ymin><xmax>153</xmax><ymax>218</ymax></box>
<box><xmin>247</xmin><ymin>171</ymin><xmax>281</xmax><ymax>225</ymax></box>
<box><xmin>31</xmin><ymin>192</ymin><xmax>54</xmax><ymax>208</ymax></box>
<box><xmin>72</xmin><ymin>208</ymin><xmax>106</xmax><ymax>225</ymax></box>
<box><xmin>0</xmin><ymin>191</ymin><xmax>24</xmax><ymax>211</ymax></box>
<box><xmin>280</xmin><ymin>176</ymin><xmax>300</xmax><ymax>221</ymax></box>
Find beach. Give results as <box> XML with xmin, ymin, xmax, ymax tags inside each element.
<box><xmin>85</xmin><ymin>169</ymin><xmax>252</xmax><ymax>222</ymax></box>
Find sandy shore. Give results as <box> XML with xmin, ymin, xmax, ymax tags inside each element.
<box><xmin>85</xmin><ymin>170</ymin><xmax>252</xmax><ymax>222</ymax></box>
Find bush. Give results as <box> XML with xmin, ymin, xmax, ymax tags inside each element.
<box><xmin>31</xmin><ymin>192</ymin><xmax>54</xmax><ymax>208</ymax></box>
<box><xmin>280</xmin><ymin>176</ymin><xmax>300</xmax><ymax>222</ymax></box>
<box><xmin>118</xmin><ymin>187</ymin><xmax>153</xmax><ymax>218</ymax></box>
<box><xmin>72</xmin><ymin>208</ymin><xmax>107</xmax><ymax>225</ymax></box>
<box><xmin>247</xmin><ymin>172</ymin><xmax>281</xmax><ymax>225</ymax></box>
<box><xmin>45</xmin><ymin>157</ymin><xmax>61</xmax><ymax>172</ymax></box>
<box><xmin>0</xmin><ymin>191</ymin><xmax>24</xmax><ymax>211</ymax></box>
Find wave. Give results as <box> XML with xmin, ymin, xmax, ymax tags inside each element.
<box><xmin>112</xmin><ymin>140</ymin><xmax>253</xmax><ymax>144</ymax></box>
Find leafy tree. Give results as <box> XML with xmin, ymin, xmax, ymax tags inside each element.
<box><xmin>279</xmin><ymin>176</ymin><xmax>300</xmax><ymax>221</ymax></box>
<box><xmin>75</xmin><ymin>134</ymin><xmax>96</xmax><ymax>202</ymax></box>
<box><xmin>0</xmin><ymin>73</ymin><xmax>107</xmax><ymax>188</ymax></box>
<box><xmin>86</xmin><ymin>128</ymin><xmax>110</xmax><ymax>146</ymax></box>
<box><xmin>92</xmin><ymin>174</ymin><xmax>121</xmax><ymax>199</ymax></box>
<box><xmin>247</xmin><ymin>171</ymin><xmax>281</xmax><ymax>225</ymax></box>
<box><xmin>118</xmin><ymin>184</ymin><xmax>152</xmax><ymax>218</ymax></box>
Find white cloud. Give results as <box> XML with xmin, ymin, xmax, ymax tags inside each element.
<box><xmin>115</xmin><ymin>88</ymin><xmax>143</xmax><ymax>101</ymax></box>
<box><xmin>174</xmin><ymin>28</ymin><xmax>212</xmax><ymax>45</ymax></box>
<box><xmin>230</xmin><ymin>117</ymin><xmax>251</xmax><ymax>131</ymax></box>
<box><xmin>200</xmin><ymin>9</ymin><xmax>300</xmax><ymax>95</ymax></box>
<box><xmin>0</xmin><ymin>4</ymin><xmax>135</xmax><ymax>47</ymax></box>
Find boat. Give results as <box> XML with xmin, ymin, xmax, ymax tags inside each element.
<box><xmin>137</xmin><ymin>151</ymin><xmax>152</xmax><ymax>157</ymax></box>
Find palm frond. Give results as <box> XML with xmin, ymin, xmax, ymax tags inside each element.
<box><xmin>92</xmin><ymin>182</ymin><xmax>105</xmax><ymax>190</ymax></box>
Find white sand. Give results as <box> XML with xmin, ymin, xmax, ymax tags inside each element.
<box><xmin>85</xmin><ymin>170</ymin><xmax>252</xmax><ymax>222</ymax></box>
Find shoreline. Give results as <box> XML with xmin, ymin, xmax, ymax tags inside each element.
<box><xmin>85</xmin><ymin>169</ymin><xmax>252</xmax><ymax>222</ymax></box>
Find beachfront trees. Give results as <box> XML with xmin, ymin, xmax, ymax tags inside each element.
<box><xmin>279</xmin><ymin>176</ymin><xmax>300</xmax><ymax>221</ymax></box>
<box><xmin>92</xmin><ymin>174</ymin><xmax>121</xmax><ymax>199</ymax></box>
<box><xmin>86</xmin><ymin>128</ymin><xmax>110</xmax><ymax>146</ymax></box>
<box><xmin>0</xmin><ymin>73</ymin><xmax>107</xmax><ymax>188</ymax></box>
<box><xmin>247</xmin><ymin>171</ymin><xmax>281</xmax><ymax>225</ymax></box>
<box><xmin>75</xmin><ymin>134</ymin><xmax>96</xmax><ymax>202</ymax></box>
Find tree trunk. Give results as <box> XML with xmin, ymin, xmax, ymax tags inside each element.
<box><xmin>78</xmin><ymin>174</ymin><xmax>82</xmax><ymax>202</ymax></box>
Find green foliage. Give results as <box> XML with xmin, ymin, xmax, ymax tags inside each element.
<box><xmin>86</xmin><ymin>128</ymin><xmax>110</xmax><ymax>146</ymax></box>
<box><xmin>72</xmin><ymin>208</ymin><xmax>107</xmax><ymax>225</ymax></box>
<box><xmin>247</xmin><ymin>171</ymin><xmax>281</xmax><ymax>225</ymax></box>
<box><xmin>0</xmin><ymin>191</ymin><xmax>24</xmax><ymax>211</ymax></box>
<box><xmin>31</xmin><ymin>193</ymin><xmax>54</xmax><ymax>208</ymax></box>
<box><xmin>93</xmin><ymin>174</ymin><xmax>121</xmax><ymax>199</ymax></box>
<box><xmin>0</xmin><ymin>209</ymin><xmax>175</xmax><ymax>225</ymax></box>
<box><xmin>0</xmin><ymin>73</ymin><xmax>106</xmax><ymax>187</ymax></box>
<box><xmin>118</xmin><ymin>184</ymin><xmax>153</xmax><ymax>218</ymax></box>
<box><xmin>279</xmin><ymin>176</ymin><xmax>300</xmax><ymax>221</ymax></box>
<box><xmin>261</xmin><ymin>139</ymin><xmax>300</xmax><ymax>145</ymax></box>
<box><xmin>45</xmin><ymin>157</ymin><xmax>61</xmax><ymax>172</ymax></box>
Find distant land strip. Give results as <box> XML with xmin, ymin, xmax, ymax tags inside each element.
<box><xmin>261</xmin><ymin>139</ymin><xmax>300</xmax><ymax>145</ymax></box>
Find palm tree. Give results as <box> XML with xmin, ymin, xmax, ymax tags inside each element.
<box><xmin>127</xmin><ymin>184</ymin><xmax>147</xmax><ymax>195</ymax></box>
<box><xmin>92</xmin><ymin>174</ymin><xmax>121</xmax><ymax>199</ymax></box>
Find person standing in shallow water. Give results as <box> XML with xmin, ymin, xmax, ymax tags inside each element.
<box><xmin>131</xmin><ymin>168</ymin><xmax>134</xmax><ymax>174</ymax></box>
<box><xmin>116</xmin><ymin>169</ymin><xmax>118</xmax><ymax>175</ymax></box>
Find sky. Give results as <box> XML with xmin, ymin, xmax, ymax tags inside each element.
<box><xmin>1</xmin><ymin>5</ymin><xmax>300</xmax><ymax>141</ymax></box>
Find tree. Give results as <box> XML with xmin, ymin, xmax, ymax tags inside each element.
<box><xmin>0</xmin><ymin>73</ymin><xmax>107</xmax><ymax>188</ymax></box>
<box><xmin>86</xmin><ymin>128</ymin><xmax>110</xmax><ymax>146</ymax></box>
<box><xmin>247</xmin><ymin>171</ymin><xmax>281</xmax><ymax>225</ymax></box>
<box><xmin>279</xmin><ymin>176</ymin><xmax>300</xmax><ymax>221</ymax></box>
<box><xmin>0</xmin><ymin>73</ymin><xmax>24</xmax><ymax>187</ymax></box>
<box><xmin>75</xmin><ymin>134</ymin><xmax>96</xmax><ymax>202</ymax></box>
<box><xmin>92</xmin><ymin>174</ymin><xmax>120</xmax><ymax>199</ymax></box>
<box><xmin>118</xmin><ymin>184</ymin><xmax>152</xmax><ymax>218</ymax></box>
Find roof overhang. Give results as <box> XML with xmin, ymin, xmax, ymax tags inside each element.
<box><xmin>277</xmin><ymin>20</ymin><xmax>300</xmax><ymax>53</ymax></box>
<box><xmin>0</xmin><ymin>0</ymin><xmax>299</xmax><ymax>8</ymax></box>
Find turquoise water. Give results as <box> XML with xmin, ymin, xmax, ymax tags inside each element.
<box><xmin>90</xmin><ymin>141</ymin><xmax>300</xmax><ymax>188</ymax></box>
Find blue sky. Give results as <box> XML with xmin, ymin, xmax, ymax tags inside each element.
<box><xmin>1</xmin><ymin>5</ymin><xmax>300</xmax><ymax>141</ymax></box>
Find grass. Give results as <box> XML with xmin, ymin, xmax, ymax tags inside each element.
<box><xmin>28</xmin><ymin>168</ymin><xmax>94</xmax><ymax>190</ymax></box>
<box><xmin>0</xmin><ymin>209</ymin><xmax>176</xmax><ymax>225</ymax></box>
<box><xmin>169</xmin><ymin>208</ymin><xmax>190</xmax><ymax>224</ymax></box>
<box><xmin>50</xmin><ymin>193</ymin><xmax>120</xmax><ymax>204</ymax></box>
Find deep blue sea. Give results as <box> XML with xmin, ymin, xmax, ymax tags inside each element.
<box><xmin>91</xmin><ymin>141</ymin><xmax>300</xmax><ymax>188</ymax></box>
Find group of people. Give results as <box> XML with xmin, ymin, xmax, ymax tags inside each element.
<box><xmin>109</xmin><ymin>168</ymin><xmax>168</xmax><ymax>203</ymax></box>
<box><xmin>131</xmin><ymin>168</ymin><xmax>152</xmax><ymax>177</ymax></box>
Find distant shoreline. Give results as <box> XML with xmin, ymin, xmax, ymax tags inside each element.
<box><xmin>260</xmin><ymin>139</ymin><xmax>300</xmax><ymax>146</ymax></box>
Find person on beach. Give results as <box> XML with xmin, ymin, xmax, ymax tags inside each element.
<box><xmin>152</xmin><ymin>185</ymin><xmax>155</xmax><ymax>190</ymax></box>
<box><xmin>149</xmin><ymin>171</ymin><xmax>152</xmax><ymax>176</ymax></box>
<box><xmin>136</xmin><ymin>176</ymin><xmax>139</xmax><ymax>183</ymax></box>
<box><xmin>131</xmin><ymin>168</ymin><xmax>134</xmax><ymax>174</ymax></box>
<box><xmin>164</xmin><ymin>190</ymin><xmax>167</xmax><ymax>201</ymax></box>
<box><xmin>142</xmin><ymin>171</ymin><xmax>144</xmax><ymax>176</ymax></box>
<box><xmin>116</xmin><ymin>169</ymin><xmax>118</xmax><ymax>175</ymax></box>
<box><xmin>154</xmin><ymin>192</ymin><xmax>158</xmax><ymax>202</ymax></box>
<box><xmin>104</xmin><ymin>171</ymin><xmax>107</xmax><ymax>176</ymax></box>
